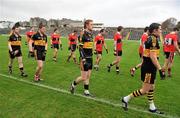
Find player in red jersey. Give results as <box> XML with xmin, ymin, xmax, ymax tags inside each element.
<box><xmin>67</xmin><ymin>30</ymin><xmax>78</xmax><ymax>64</ymax></box>
<box><xmin>163</xmin><ymin>27</ymin><xmax>180</xmax><ymax>77</ymax></box>
<box><xmin>26</xmin><ymin>27</ymin><xmax>35</xmax><ymax>57</ymax></box>
<box><xmin>94</xmin><ymin>29</ymin><xmax>108</xmax><ymax>71</ymax></box>
<box><xmin>107</xmin><ymin>26</ymin><xmax>123</xmax><ymax>74</ymax></box>
<box><xmin>130</xmin><ymin>27</ymin><xmax>149</xmax><ymax>76</ymax></box>
<box><xmin>51</xmin><ymin>28</ymin><xmax>62</xmax><ymax>62</ymax></box>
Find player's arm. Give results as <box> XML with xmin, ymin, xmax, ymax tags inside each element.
<box><xmin>8</xmin><ymin>41</ymin><xmax>13</xmax><ymax>52</ymax></box>
<box><xmin>59</xmin><ymin>36</ymin><xmax>63</xmax><ymax>50</ymax></box>
<box><xmin>94</xmin><ymin>37</ymin><xmax>97</xmax><ymax>50</ymax></box>
<box><xmin>113</xmin><ymin>35</ymin><xmax>117</xmax><ymax>50</ymax></box>
<box><xmin>68</xmin><ymin>35</ymin><xmax>71</xmax><ymax>50</ymax></box>
<box><xmin>8</xmin><ymin>36</ymin><xmax>13</xmax><ymax>52</ymax></box>
<box><xmin>103</xmin><ymin>40</ymin><xmax>108</xmax><ymax>53</ymax></box>
<box><xmin>26</xmin><ymin>34</ymin><xmax>29</xmax><ymax>43</ymax></box>
<box><xmin>150</xmin><ymin>50</ymin><xmax>165</xmax><ymax>79</ymax></box>
<box><xmin>103</xmin><ymin>41</ymin><xmax>108</xmax><ymax>50</ymax></box>
<box><xmin>45</xmin><ymin>36</ymin><xmax>48</xmax><ymax>51</ymax></box>
<box><xmin>50</xmin><ymin>35</ymin><xmax>53</xmax><ymax>45</ymax></box>
<box><xmin>114</xmin><ymin>41</ymin><xmax>117</xmax><ymax>50</ymax></box>
<box><xmin>150</xmin><ymin>51</ymin><xmax>161</xmax><ymax>70</ymax></box>
<box><xmin>174</xmin><ymin>37</ymin><xmax>180</xmax><ymax>54</ymax></box>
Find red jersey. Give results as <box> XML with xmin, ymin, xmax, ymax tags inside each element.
<box><xmin>114</xmin><ymin>32</ymin><xmax>122</xmax><ymax>51</ymax></box>
<box><xmin>68</xmin><ymin>33</ymin><xmax>78</xmax><ymax>45</ymax></box>
<box><xmin>164</xmin><ymin>33</ymin><xmax>178</xmax><ymax>52</ymax></box>
<box><xmin>94</xmin><ymin>34</ymin><xmax>105</xmax><ymax>52</ymax></box>
<box><xmin>26</xmin><ymin>31</ymin><xmax>35</xmax><ymax>42</ymax></box>
<box><xmin>51</xmin><ymin>33</ymin><xmax>60</xmax><ymax>44</ymax></box>
<box><xmin>139</xmin><ymin>33</ymin><xmax>148</xmax><ymax>54</ymax></box>
<box><xmin>26</xmin><ymin>31</ymin><xmax>35</xmax><ymax>38</ymax></box>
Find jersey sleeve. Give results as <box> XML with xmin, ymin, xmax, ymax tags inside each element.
<box><xmin>51</xmin><ymin>34</ymin><xmax>53</xmax><ymax>40</ymax></box>
<box><xmin>32</xmin><ymin>34</ymin><xmax>37</xmax><ymax>41</ymax></box>
<box><xmin>114</xmin><ymin>34</ymin><xmax>117</xmax><ymax>41</ymax></box>
<box><xmin>45</xmin><ymin>35</ymin><xmax>48</xmax><ymax>43</ymax></box>
<box><xmin>94</xmin><ymin>36</ymin><xmax>98</xmax><ymax>42</ymax></box>
<box><xmin>8</xmin><ymin>35</ymin><xmax>13</xmax><ymax>42</ymax></box>
<box><xmin>26</xmin><ymin>32</ymin><xmax>28</xmax><ymax>36</ymax></box>
<box><xmin>173</xmin><ymin>35</ymin><xmax>178</xmax><ymax>42</ymax></box>
<box><xmin>68</xmin><ymin>34</ymin><xmax>71</xmax><ymax>40</ymax></box>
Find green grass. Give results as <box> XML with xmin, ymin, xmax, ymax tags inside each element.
<box><xmin>0</xmin><ymin>35</ymin><xmax>180</xmax><ymax>118</ymax></box>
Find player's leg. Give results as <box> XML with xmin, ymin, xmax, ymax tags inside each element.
<box><xmin>94</xmin><ymin>54</ymin><xmax>102</xmax><ymax>71</ymax></box>
<box><xmin>130</xmin><ymin>54</ymin><xmax>143</xmax><ymax>76</ymax></box>
<box><xmin>115</xmin><ymin>56</ymin><xmax>121</xmax><ymax>74</ymax></box>
<box><xmin>8</xmin><ymin>55</ymin><xmax>14</xmax><ymax>74</ymax></box>
<box><xmin>122</xmin><ymin>82</ymin><xmax>152</xmax><ymax>111</ymax></box>
<box><xmin>17</xmin><ymin>56</ymin><xmax>27</xmax><ymax>77</ymax></box>
<box><xmin>163</xmin><ymin>52</ymin><xmax>170</xmax><ymax>70</ymax></box>
<box><xmin>83</xmin><ymin>70</ymin><xmax>92</xmax><ymax>95</ymax></box>
<box><xmin>147</xmin><ymin>85</ymin><xmax>156</xmax><ymax>112</ymax></box>
<box><xmin>122</xmin><ymin>65</ymin><xmax>156</xmax><ymax>111</ymax></box>
<box><xmin>72</xmin><ymin>51</ymin><xmax>77</xmax><ymax>64</ymax></box>
<box><xmin>107</xmin><ymin>57</ymin><xmax>118</xmax><ymax>72</ymax></box>
<box><xmin>67</xmin><ymin>51</ymin><xmax>72</xmax><ymax>62</ymax></box>
<box><xmin>34</xmin><ymin>60</ymin><xmax>43</xmax><ymax>81</ymax></box>
<box><xmin>167</xmin><ymin>52</ymin><xmax>174</xmax><ymax>77</ymax></box>
<box><xmin>70</xmin><ymin>71</ymin><xmax>88</xmax><ymax>94</ymax></box>
<box><xmin>28</xmin><ymin>41</ymin><xmax>35</xmax><ymax>57</ymax></box>
<box><xmin>107</xmin><ymin>51</ymin><xmax>121</xmax><ymax>72</ymax></box>
<box><xmin>53</xmin><ymin>47</ymin><xmax>58</xmax><ymax>61</ymax></box>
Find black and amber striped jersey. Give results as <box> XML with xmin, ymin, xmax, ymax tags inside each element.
<box><xmin>8</xmin><ymin>33</ymin><xmax>22</xmax><ymax>50</ymax></box>
<box><xmin>32</xmin><ymin>32</ymin><xmax>47</xmax><ymax>50</ymax></box>
<box><xmin>143</xmin><ymin>34</ymin><xmax>160</xmax><ymax>60</ymax></box>
<box><xmin>80</xmin><ymin>30</ymin><xmax>93</xmax><ymax>58</ymax></box>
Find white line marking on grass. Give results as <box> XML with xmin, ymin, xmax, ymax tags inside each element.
<box><xmin>0</xmin><ymin>73</ymin><xmax>178</xmax><ymax>118</ymax></box>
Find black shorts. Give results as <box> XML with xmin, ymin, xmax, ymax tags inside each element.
<box><xmin>53</xmin><ymin>44</ymin><xmax>59</xmax><ymax>49</ymax></box>
<box><xmin>32</xmin><ymin>42</ymin><xmax>34</xmax><ymax>47</ymax></box>
<box><xmin>141</xmin><ymin>59</ymin><xmax>157</xmax><ymax>84</ymax></box>
<box><xmin>164</xmin><ymin>52</ymin><xmax>174</xmax><ymax>59</ymax></box>
<box><xmin>9</xmin><ymin>49</ymin><xmax>22</xmax><ymax>59</ymax></box>
<box><xmin>114</xmin><ymin>50</ymin><xmax>122</xmax><ymax>56</ymax></box>
<box><xmin>139</xmin><ymin>53</ymin><xmax>142</xmax><ymax>58</ymax></box>
<box><xmin>70</xmin><ymin>44</ymin><xmax>77</xmax><ymax>52</ymax></box>
<box><xmin>80</xmin><ymin>58</ymin><xmax>93</xmax><ymax>71</ymax></box>
<box><xmin>35</xmin><ymin>49</ymin><xmax>46</xmax><ymax>61</ymax></box>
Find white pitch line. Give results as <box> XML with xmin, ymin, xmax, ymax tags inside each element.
<box><xmin>0</xmin><ymin>73</ymin><xmax>178</xmax><ymax>118</ymax></box>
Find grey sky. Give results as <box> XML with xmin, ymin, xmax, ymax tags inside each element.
<box><xmin>0</xmin><ymin>0</ymin><xmax>179</xmax><ymax>27</ymax></box>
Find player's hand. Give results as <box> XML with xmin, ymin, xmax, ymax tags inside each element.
<box><xmin>105</xmin><ymin>49</ymin><xmax>108</xmax><ymax>54</ymax></box>
<box><xmin>60</xmin><ymin>44</ymin><xmax>63</xmax><ymax>50</ymax></box>
<box><xmin>94</xmin><ymin>50</ymin><xmax>97</xmax><ymax>54</ymax></box>
<box><xmin>68</xmin><ymin>46</ymin><xmax>71</xmax><ymax>50</ymax></box>
<box><xmin>114</xmin><ymin>50</ymin><xmax>117</xmax><ymax>56</ymax></box>
<box><xmin>43</xmin><ymin>50</ymin><xmax>47</xmax><ymax>57</ymax></box>
<box><xmin>159</xmin><ymin>69</ymin><xmax>165</xmax><ymax>80</ymax></box>
<box><xmin>10</xmin><ymin>51</ymin><xmax>15</xmax><ymax>56</ymax></box>
<box><xmin>178</xmin><ymin>49</ymin><xmax>180</xmax><ymax>55</ymax></box>
<box><xmin>82</xmin><ymin>58</ymin><xmax>86</xmax><ymax>64</ymax></box>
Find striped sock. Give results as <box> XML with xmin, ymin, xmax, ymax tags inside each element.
<box><xmin>132</xmin><ymin>89</ymin><xmax>143</xmax><ymax>97</ymax></box>
<box><xmin>147</xmin><ymin>90</ymin><xmax>156</xmax><ymax>110</ymax></box>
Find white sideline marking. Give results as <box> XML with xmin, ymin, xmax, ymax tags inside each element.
<box><xmin>0</xmin><ymin>73</ymin><xmax>178</xmax><ymax>118</ymax></box>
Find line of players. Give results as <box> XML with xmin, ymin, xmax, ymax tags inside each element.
<box><xmin>7</xmin><ymin>20</ymin><xmax>180</xmax><ymax>114</ymax></box>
